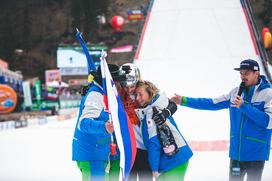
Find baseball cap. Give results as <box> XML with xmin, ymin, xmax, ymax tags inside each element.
<box><xmin>234</xmin><ymin>59</ymin><xmax>260</xmax><ymax>71</ymax></box>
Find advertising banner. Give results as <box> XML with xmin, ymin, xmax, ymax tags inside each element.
<box><xmin>110</xmin><ymin>45</ymin><xmax>133</xmax><ymax>53</ymax></box>
<box><xmin>127</xmin><ymin>10</ymin><xmax>144</xmax><ymax>20</ymax></box>
<box><xmin>35</xmin><ymin>80</ymin><xmax>42</xmax><ymax>110</ymax></box>
<box><xmin>0</xmin><ymin>84</ymin><xmax>17</xmax><ymax>114</ymax></box>
<box><xmin>0</xmin><ymin>59</ymin><xmax>8</xmax><ymax>69</ymax></box>
<box><xmin>45</xmin><ymin>69</ymin><xmax>61</xmax><ymax>86</ymax></box>
<box><xmin>57</xmin><ymin>45</ymin><xmax>107</xmax><ymax>68</ymax></box>
<box><xmin>22</xmin><ymin>81</ymin><xmax>32</xmax><ymax>107</ymax></box>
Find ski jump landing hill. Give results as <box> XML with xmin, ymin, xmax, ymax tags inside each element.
<box><xmin>134</xmin><ymin>0</ymin><xmax>272</xmax><ymax>143</ymax></box>
<box><xmin>134</xmin><ymin>1</ymin><xmax>272</xmax><ymax>178</ymax></box>
<box><xmin>134</xmin><ymin>0</ymin><xmax>272</xmax><ymax>180</ymax></box>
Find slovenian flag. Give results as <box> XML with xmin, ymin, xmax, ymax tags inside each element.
<box><xmin>100</xmin><ymin>52</ymin><xmax>136</xmax><ymax>180</ymax></box>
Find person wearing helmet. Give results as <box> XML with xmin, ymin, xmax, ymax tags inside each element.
<box><xmin>119</xmin><ymin>63</ymin><xmax>141</xmax><ymax>125</ymax></box>
<box><xmin>117</xmin><ymin>63</ymin><xmax>178</xmax><ymax>181</ymax></box>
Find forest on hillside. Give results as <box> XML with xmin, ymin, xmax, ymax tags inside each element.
<box><xmin>0</xmin><ymin>0</ymin><xmax>271</xmax><ymax>81</ymax></box>
<box><xmin>0</xmin><ymin>0</ymin><xmax>110</xmax><ymax>79</ymax></box>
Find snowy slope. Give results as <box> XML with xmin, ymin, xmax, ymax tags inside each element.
<box><xmin>0</xmin><ymin>118</ymin><xmax>81</xmax><ymax>181</ymax></box>
<box><xmin>134</xmin><ymin>0</ymin><xmax>272</xmax><ymax>180</ymax></box>
<box><xmin>135</xmin><ymin>0</ymin><xmax>266</xmax><ymax>141</ymax></box>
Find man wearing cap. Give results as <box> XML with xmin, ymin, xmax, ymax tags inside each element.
<box><xmin>171</xmin><ymin>59</ymin><xmax>272</xmax><ymax>181</ymax></box>
<box><xmin>72</xmin><ymin>64</ymin><xmax>123</xmax><ymax>181</ymax></box>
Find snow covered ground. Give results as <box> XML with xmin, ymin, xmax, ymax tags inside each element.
<box><xmin>0</xmin><ymin>118</ymin><xmax>80</xmax><ymax>181</ymax></box>
<box><xmin>0</xmin><ymin>117</ymin><xmax>271</xmax><ymax>181</ymax></box>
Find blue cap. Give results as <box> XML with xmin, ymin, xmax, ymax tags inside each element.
<box><xmin>234</xmin><ymin>59</ymin><xmax>260</xmax><ymax>71</ymax></box>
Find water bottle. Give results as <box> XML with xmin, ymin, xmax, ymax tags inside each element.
<box><xmin>153</xmin><ymin>107</ymin><xmax>178</xmax><ymax>156</ymax></box>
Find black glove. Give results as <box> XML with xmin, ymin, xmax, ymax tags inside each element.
<box><xmin>152</xmin><ymin>108</ymin><xmax>171</xmax><ymax>126</ymax></box>
<box><xmin>79</xmin><ymin>85</ymin><xmax>90</xmax><ymax>96</ymax></box>
<box><xmin>167</xmin><ymin>100</ymin><xmax>177</xmax><ymax>116</ymax></box>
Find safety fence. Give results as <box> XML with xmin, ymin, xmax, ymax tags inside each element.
<box><xmin>0</xmin><ymin>108</ymin><xmax>78</xmax><ymax>132</ymax></box>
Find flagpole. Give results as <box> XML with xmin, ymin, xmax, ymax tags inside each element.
<box><xmin>120</xmin><ymin>167</ymin><xmax>125</xmax><ymax>181</ymax></box>
<box><xmin>100</xmin><ymin>50</ymin><xmax>136</xmax><ymax>181</ymax></box>
<box><xmin>100</xmin><ymin>51</ymin><xmax>117</xmax><ymax>156</ymax></box>
<box><xmin>109</xmin><ymin>112</ymin><xmax>117</xmax><ymax>156</ymax></box>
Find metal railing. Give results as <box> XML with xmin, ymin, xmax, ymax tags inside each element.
<box><xmin>242</xmin><ymin>0</ymin><xmax>272</xmax><ymax>82</ymax></box>
<box><xmin>132</xmin><ymin>0</ymin><xmax>155</xmax><ymax>62</ymax></box>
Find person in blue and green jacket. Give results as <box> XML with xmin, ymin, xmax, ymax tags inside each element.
<box><xmin>171</xmin><ymin>59</ymin><xmax>272</xmax><ymax>181</ymax></box>
<box><xmin>134</xmin><ymin>80</ymin><xmax>193</xmax><ymax>181</ymax></box>
<box><xmin>72</xmin><ymin>64</ymin><xmax>122</xmax><ymax>181</ymax></box>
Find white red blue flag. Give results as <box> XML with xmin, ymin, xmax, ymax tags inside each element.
<box><xmin>100</xmin><ymin>52</ymin><xmax>136</xmax><ymax>180</ymax></box>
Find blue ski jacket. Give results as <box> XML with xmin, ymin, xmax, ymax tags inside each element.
<box><xmin>182</xmin><ymin>75</ymin><xmax>272</xmax><ymax>161</ymax></box>
<box><xmin>72</xmin><ymin>82</ymin><xmax>111</xmax><ymax>161</ymax></box>
<box><xmin>135</xmin><ymin>93</ymin><xmax>193</xmax><ymax>173</ymax></box>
